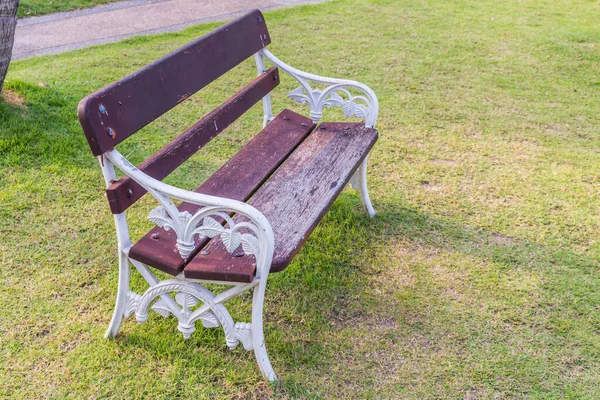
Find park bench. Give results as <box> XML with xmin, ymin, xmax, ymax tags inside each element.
<box><xmin>77</xmin><ymin>9</ymin><xmax>379</xmax><ymax>381</ymax></box>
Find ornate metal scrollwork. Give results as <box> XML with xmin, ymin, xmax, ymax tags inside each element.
<box><xmin>125</xmin><ymin>291</ymin><xmax>173</xmax><ymax>319</ymax></box>
<box><xmin>260</xmin><ymin>48</ymin><xmax>378</xmax><ymax>127</ymax></box>
<box><xmin>124</xmin><ymin>291</ymin><xmax>140</xmax><ymax>318</ymax></box>
<box><xmin>135</xmin><ymin>279</ymin><xmax>253</xmax><ymax>347</ymax></box>
<box><xmin>148</xmin><ymin>207</ymin><xmax>262</xmax><ymax>260</ymax></box>
<box><xmin>324</xmin><ymin>91</ymin><xmax>369</xmax><ymax>119</ymax></box>
<box><xmin>288</xmin><ymin>86</ymin><xmax>372</xmax><ymax>123</ymax></box>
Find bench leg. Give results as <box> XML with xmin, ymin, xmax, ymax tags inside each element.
<box><xmin>252</xmin><ymin>277</ymin><xmax>277</xmax><ymax>381</ymax></box>
<box><xmin>104</xmin><ymin>250</ymin><xmax>130</xmax><ymax>338</ymax></box>
<box><xmin>131</xmin><ymin>276</ymin><xmax>277</xmax><ymax>380</ymax></box>
<box><xmin>351</xmin><ymin>154</ymin><xmax>376</xmax><ymax>218</ymax></box>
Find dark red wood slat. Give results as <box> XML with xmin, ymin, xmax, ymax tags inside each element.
<box><xmin>106</xmin><ymin>67</ymin><xmax>280</xmax><ymax>214</ymax></box>
<box><xmin>77</xmin><ymin>9</ymin><xmax>270</xmax><ymax>156</ymax></box>
<box><xmin>128</xmin><ymin>110</ymin><xmax>316</xmax><ymax>276</ymax></box>
<box><xmin>184</xmin><ymin>123</ymin><xmax>378</xmax><ymax>282</ymax></box>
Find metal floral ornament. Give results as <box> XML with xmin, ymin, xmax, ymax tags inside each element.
<box><xmin>148</xmin><ymin>207</ymin><xmax>261</xmax><ymax>259</ymax></box>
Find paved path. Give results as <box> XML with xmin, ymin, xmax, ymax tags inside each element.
<box><xmin>13</xmin><ymin>0</ymin><xmax>327</xmax><ymax>60</ymax></box>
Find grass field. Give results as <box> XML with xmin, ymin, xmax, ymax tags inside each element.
<box><xmin>2</xmin><ymin>0</ymin><xmax>600</xmax><ymax>398</ymax></box>
<box><xmin>19</xmin><ymin>0</ymin><xmax>121</xmax><ymax>17</ymax></box>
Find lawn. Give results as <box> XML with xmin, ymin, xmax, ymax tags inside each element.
<box><xmin>19</xmin><ymin>0</ymin><xmax>122</xmax><ymax>17</ymax></box>
<box><xmin>2</xmin><ymin>0</ymin><xmax>600</xmax><ymax>398</ymax></box>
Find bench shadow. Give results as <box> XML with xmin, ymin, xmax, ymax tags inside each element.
<box><xmin>108</xmin><ymin>189</ymin><xmax>599</xmax><ymax>397</ymax></box>
<box><xmin>264</xmin><ymin>192</ymin><xmax>599</xmax><ymax>397</ymax></box>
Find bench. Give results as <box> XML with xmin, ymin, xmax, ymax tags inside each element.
<box><xmin>77</xmin><ymin>9</ymin><xmax>379</xmax><ymax>381</ymax></box>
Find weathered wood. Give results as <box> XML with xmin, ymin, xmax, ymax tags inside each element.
<box><xmin>77</xmin><ymin>9</ymin><xmax>270</xmax><ymax>156</ymax></box>
<box><xmin>106</xmin><ymin>67</ymin><xmax>280</xmax><ymax>214</ymax></box>
<box><xmin>128</xmin><ymin>110</ymin><xmax>315</xmax><ymax>275</ymax></box>
<box><xmin>184</xmin><ymin>123</ymin><xmax>379</xmax><ymax>282</ymax></box>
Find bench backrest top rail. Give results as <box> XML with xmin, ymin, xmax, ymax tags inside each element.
<box><xmin>78</xmin><ymin>9</ymin><xmax>271</xmax><ymax>156</ymax></box>
<box><xmin>106</xmin><ymin>66</ymin><xmax>280</xmax><ymax>214</ymax></box>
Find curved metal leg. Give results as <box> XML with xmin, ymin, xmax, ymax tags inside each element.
<box><xmin>357</xmin><ymin>154</ymin><xmax>376</xmax><ymax>218</ymax></box>
<box><xmin>251</xmin><ymin>277</ymin><xmax>277</xmax><ymax>381</ymax></box>
<box><xmin>105</xmin><ymin>250</ymin><xmax>130</xmax><ymax>338</ymax></box>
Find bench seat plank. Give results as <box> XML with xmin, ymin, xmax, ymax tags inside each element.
<box><xmin>184</xmin><ymin>122</ymin><xmax>378</xmax><ymax>282</ymax></box>
<box><xmin>128</xmin><ymin>109</ymin><xmax>315</xmax><ymax>275</ymax></box>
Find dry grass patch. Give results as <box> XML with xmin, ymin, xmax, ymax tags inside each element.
<box><xmin>1</xmin><ymin>89</ymin><xmax>26</xmax><ymax>108</ymax></box>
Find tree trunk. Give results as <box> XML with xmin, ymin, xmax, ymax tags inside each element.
<box><xmin>0</xmin><ymin>0</ymin><xmax>19</xmax><ymax>94</ymax></box>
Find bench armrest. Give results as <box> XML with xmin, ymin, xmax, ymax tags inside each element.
<box><xmin>105</xmin><ymin>149</ymin><xmax>275</xmax><ymax>278</ymax></box>
<box><xmin>261</xmin><ymin>48</ymin><xmax>379</xmax><ymax>128</ymax></box>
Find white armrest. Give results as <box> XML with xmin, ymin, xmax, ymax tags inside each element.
<box><xmin>261</xmin><ymin>48</ymin><xmax>379</xmax><ymax>128</ymax></box>
<box><xmin>106</xmin><ymin>149</ymin><xmax>275</xmax><ymax>278</ymax></box>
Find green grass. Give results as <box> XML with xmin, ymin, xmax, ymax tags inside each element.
<box><xmin>2</xmin><ymin>0</ymin><xmax>600</xmax><ymax>398</ymax></box>
<box><xmin>19</xmin><ymin>0</ymin><xmax>121</xmax><ymax>17</ymax></box>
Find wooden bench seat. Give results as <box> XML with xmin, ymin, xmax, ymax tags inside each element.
<box><xmin>184</xmin><ymin>122</ymin><xmax>378</xmax><ymax>282</ymax></box>
<box><xmin>128</xmin><ymin>109</ymin><xmax>315</xmax><ymax>275</ymax></box>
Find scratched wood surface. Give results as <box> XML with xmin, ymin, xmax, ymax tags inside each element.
<box><xmin>105</xmin><ymin>67</ymin><xmax>280</xmax><ymax>214</ymax></box>
<box><xmin>184</xmin><ymin>123</ymin><xmax>379</xmax><ymax>282</ymax></box>
<box><xmin>128</xmin><ymin>110</ymin><xmax>315</xmax><ymax>276</ymax></box>
<box><xmin>77</xmin><ymin>9</ymin><xmax>270</xmax><ymax>156</ymax></box>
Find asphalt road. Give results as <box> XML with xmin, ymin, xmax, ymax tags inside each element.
<box><xmin>13</xmin><ymin>0</ymin><xmax>327</xmax><ymax>59</ymax></box>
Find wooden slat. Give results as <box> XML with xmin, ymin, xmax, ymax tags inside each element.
<box><xmin>105</xmin><ymin>67</ymin><xmax>280</xmax><ymax>214</ymax></box>
<box><xmin>128</xmin><ymin>110</ymin><xmax>316</xmax><ymax>276</ymax></box>
<box><xmin>77</xmin><ymin>9</ymin><xmax>270</xmax><ymax>156</ymax></box>
<box><xmin>184</xmin><ymin>123</ymin><xmax>379</xmax><ymax>282</ymax></box>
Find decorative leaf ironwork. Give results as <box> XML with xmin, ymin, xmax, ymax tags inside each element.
<box><xmin>151</xmin><ymin>299</ymin><xmax>172</xmax><ymax>318</ymax></box>
<box><xmin>176</xmin><ymin>292</ymin><xmax>199</xmax><ymax>308</ymax></box>
<box><xmin>288</xmin><ymin>86</ymin><xmax>310</xmax><ymax>104</ymax></box>
<box><xmin>125</xmin><ymin>291</ymin><xmax>141</xmax><ymax>318</ymax></box>
<box><xmin>148</xmin><ymin>206</ymin><xmax>174</xmax><ymax>231</ymax></box>
<box><xmin>241</xmin><ymin>234</ymin><xmax>260</xmax><ymax>256</ymax></box>
<box><xmin>147</xmin><ymin>206</ymin><xmax>262</xmax><ymax>259</ymax></box>
<box><xmin>134</xmin><ymin>280</ymin><xmax>247</xmax><ymax>348</ymax></box>
<box><xmin>221</xmin><ymin>230</ymin><xmax>242</xmax><ymax>253</ymax></box>
<box><xmin>324</xmin><ymin>91</ymin><xmax>369</xmax><ymax>119</ymax></box>
<box><xmin>178</xmin><ymin>211</ymin><xmax>192</xmax><ymax>224</ymax></box>
<box><xmin>288</xmin><ymin>84</ymin><xmax>372</xmax><ymax>123</ymax></box>
<box><xmin>196</xmin><ymin>216</ymin><xmax>223</xmax><ymax>238</ymax></box>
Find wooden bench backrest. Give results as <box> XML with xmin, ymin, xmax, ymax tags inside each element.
<box><xmin>77</xmin><ymin>10</ymin><xmax>279</xmax><ymax>214</ymax></box>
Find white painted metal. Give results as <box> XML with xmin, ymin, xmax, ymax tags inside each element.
<box><xmin>260</xmin><ymin>48</ymin><xmax>379</xmax><ymax>128</ymax></box>
<box><xmin>105</xmin><ymin>243</ymin><xmax>130</xmax><ymax>338</ymax></box>
<box><xmin>357</xmin><ymin>155</ymin><xmax>376</xmax><ymax>217</ymax></box>
<box><xmin>99</xmin><ymin>156</ymin><xmax>133</xmax><ymax>339</ymax></box>
<box><xmin>96</xmin><ymin>49</ymin><xmax>379</xmax><ymax>382</ymax></box>
<box><xmin>254</xmin><ymin>52</ymin><xmax>274</xmax><ymax>127</ymax></box>
<box><xmin>147</xmin><ymin>207</ymin><xmax>265</xmax><ymax>260</ymax></box>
